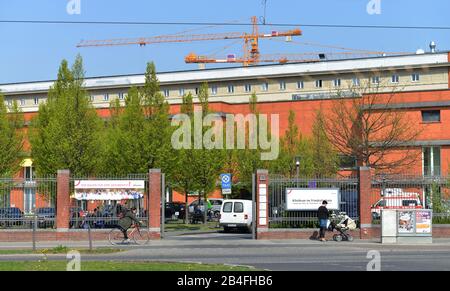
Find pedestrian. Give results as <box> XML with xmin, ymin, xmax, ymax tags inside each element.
<box><xmin>317</xmin><ymin>200</ymin><xmax>329</xmax><ymax>242</ymax></box>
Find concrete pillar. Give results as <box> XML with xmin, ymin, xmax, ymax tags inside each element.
<box><xmin>148</xmin><ymin>169</ymin><xmax>161</xmax><ymax>239</ymax></box>
<box><xmin>358</xmin><ymin>166</ymin><xmax>373</xmax><ymax>239</ymax></box>
<box><xmin>56</xmin><ymin>170</ymin><xmax>70</xmax><ymax>231</ymax></box>
<box><xmin>256</xmin><ymin>169</ymin><xmax>269</xmax><ymax>239</ymax></box>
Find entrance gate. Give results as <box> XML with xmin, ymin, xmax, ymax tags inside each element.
<box><xmin>268</xmin><ymin>175</ymin><xmax>360</xmax><ymax>229</ymax></box>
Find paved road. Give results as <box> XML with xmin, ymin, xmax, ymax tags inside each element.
<box><xmin>1</xmin><ymin>232</ymin><xmax>450</xmax><ymax>271</ymax></box>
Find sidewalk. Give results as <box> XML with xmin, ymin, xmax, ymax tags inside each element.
<box><xmin>1</xmin><ymin>237</ymin><xmax>450</xmax><ymax>250</ymax></box>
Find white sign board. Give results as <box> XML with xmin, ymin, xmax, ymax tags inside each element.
<box><xmin>222</xmin><ymin>188</ymin><xmax>232</xmax><ymax>194</ymax></box>
<box><xmin>74</xmin><ymin>180</ymin><xmax>145</xmax><ymax>189</ymax></box>
<box><xmin>285</xmin><ymin>188</ymin><xmax>340</xmax><ymax>211</ymax></box>
<box><xmin>73</xmin><ymin>180</ymin><xmax>145</xmax><ymax>201</ymax></box>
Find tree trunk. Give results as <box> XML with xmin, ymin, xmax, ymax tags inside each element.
<box><xmin>203</xmin><ymin>192</ymin><xmax>208</xmax><ymax>224</ymax></box>
<box><xmin>184</xmin><ymin>191</ymin><xmax>189</xmax><ymax>224</ymax></box>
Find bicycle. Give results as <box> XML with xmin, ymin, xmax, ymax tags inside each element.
<box><xmin>108</xmin><ymin>222</ymin><xmax>150</xmax><ymax>245</ymax></box>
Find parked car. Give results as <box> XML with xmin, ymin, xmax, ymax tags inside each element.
<box><xmin>36</xmin><ymin>207</ymin><xmax>55</xmax><ymax>228</ymax></box>
<box><xmin>0</xmin><ymin>207</ymin><xmax>24</xmax><ymax>227</ymax></box>
<box><xmin>172</xmin><ymin>202</ymin><xmax>186</xmax><ymax>220</ymax></box>
<box><xmin>165</xmin><ymin>202</ymin><xmax>186</xmax><ymax>221</ymax></box>
<box><xmin>219</xmin><ymin>199</ymin><xmax>253</xmax><ymax>233</ymax></box>
<box><xmin>188</xmin><ymin>198</ymin><xmax>223</xmax><ymax>216</ymax></box>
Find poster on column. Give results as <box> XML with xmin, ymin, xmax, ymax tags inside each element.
<box><xmin>415</xmin><ymin>211</ymin><xmax>432</xmax><ymax>233</ymax></box>
<box><xmin>285</xmin><ymin>188</ymin><xmax>340</xmax><ymax>210</ymax></box>
<box><xmin>73</xmin><ymin>180</ymin><xmax>145</xmax><ymax>200</ymax></box>
<box><xmin>398</xmin><ymin>211</ymin><xmax>415</xmax><ymax>234</ymax></box>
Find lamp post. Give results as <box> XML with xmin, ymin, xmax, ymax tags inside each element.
<box><xmin>295</xmin><ymin>156</ymin><xmax>301</xmax><ymax>178</ymax></box>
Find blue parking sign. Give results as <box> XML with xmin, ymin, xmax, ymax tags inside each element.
<box><xmin>221</xmin><ymin>174</ymin><xmax>232</xmax><ymax>194</ymax></box>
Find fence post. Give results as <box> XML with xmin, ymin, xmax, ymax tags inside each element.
<box><xmin>56</xmin><ymin>170</ymin><xmax>70</xmax><ymax>232</ymax></box>
<box><xmin>88</xmin><ymin>224</ymin><xmax>92</xmax><ymax>251</ymax></box>
<box><xmin>148</xmin><ymin>169</ymin><xmax>161</xmax><ymax>239</ymax></box>
<box><xmin>252</xmin><ymin>173</ymin><xmax>256</xmax><ymax>240</ymax></box>
<box><xmin>161</xmin><ymin>173</ymin><xmax>165</xmax><ymax>239</ymax></box>
<box><xmin>32</xmin><ymin>211</ymin><xmax>37</xmax><ymax>251</ymax></box>
<box><xmin>256</xmin><ymin>169</ymin><xmax>269</xmax><ymax>239</ymax></box>
<box><xmin>358</xmin><ymin>166</ymin><xmax>373</xmax><ymax>239</ymax></box>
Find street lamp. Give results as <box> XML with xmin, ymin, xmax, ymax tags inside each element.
<box><xmin>295</xmin><ymin>156</ymin><xmax>301</xmax><ymax>178</ymax></box>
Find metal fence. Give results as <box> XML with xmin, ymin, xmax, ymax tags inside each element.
<box><xmin>371</xmin><ymin>174</ymin><xmax>450</xmax><ymax>224</ymax></box>
<box><xmin>69</xmin><ymin>174</ymin><xmax>149</xmax><ymax>229</ymax></box>
<box><xmin>268</xmin><ymin>175</ymin><xmax>359</xmax><ymax>228</ymax></box>
<box><xmin>0</xmin><ymin>176</ymin><xmax>57</xmax><ymax>229</ymax></box>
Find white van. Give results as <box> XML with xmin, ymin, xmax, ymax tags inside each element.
<box><xmin>219</xmin><ymin>199</ymin><xmax>253</xmax><ymax>233</ymax></box>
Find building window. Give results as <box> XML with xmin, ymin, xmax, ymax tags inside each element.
<box><xmin>89</xmin><ymin>95</ymin><xmax>95</xmax><ymax>102</ymax></box>
<box><xmin>391</xmin><ymin>74</ymin><xmax>399</xmax><ymax>83</ymax></box>
<box><xmin>421</xmin><ymin>110</ymin><xmax>440</xmax><ymax>123</ymax></box>
<box><xmin>333</xmin><ymin>79</ymin><xmax>341</xmax><ymax>87</ymax></box>
<box><xmin>315</xmin><ymin>80</ymin><xmax>323</xmax><ymax>88</ymax></box>
<box><xmin>24</xmin><ymin>166</ymin><xmax>34</xmax><ymax>181</ymax></box>
<box><xmin>261</xmin><ymin>82</ymin><xmax>269</xmax><ymax>92</ymax></box>
<box><xmin>297</xmin><ymin>81</ymin><xmax>304</xmax><ymax>89</ymax></box>
<box><xmin>20</xmin><ymin>99</ymin><xmax>26</xmax><ymax>106</ymax></box>
<box><xmin>412</xmin><ymin>73</ymin><xmax>420</xmax><ymax>82</ymax></box>
<box><xmin>163</xmin><ymin>89</ymin><xmax>170</xmax><ymax>98</ymax></box>
<box><xmin>118</xmin><ymin>93</ymin><xmax>125</xmax><ymax>100</ymax></box>
<box><xmin>34</xmin><ymin>97</ymin><xmax>39</xmax><ymax>105</ymax></box>
<box><xmin>195</xmin><ymin>87</ymin><xmax>199</xmax><ymax>95</ymax></box>
<box><xmin>352</xmin><ymin>77</ymin><xmax>360</xmax><ymax>86</ymax></box>
<box><xmin>371</xmin><ymin>76</ymin><xmax>380</xmax><ymax>84</ymax></box>
<box><xmin>279</xmin><ymin>81</ymin><xmax>286</xmax><ymax>91</ymax></box>
<box><xmin>244</xmin><ymin>84</ymin><xmax>252</xmax><ymax>93</ymax></box>
<box><xmin>423</xmin><ymin>147</ymin><xmax>440</xmax><ymax>176</ymax></box>
<box><xmin>7</xmin><ymin>100</ymin><xmax>12</xmax><ymax>107</ymax></box>
<box><xmin>179</xmin><ymin>88</ymin><xmax>185</xmax><ymax>96</ymax></box>
<box><xmin>103</xmin><ymin>94</ymin><xmax>109</xmax><ymax>101</ymax></box>
<box><xmin>227</xmin><ymin>85</ymin><xmax>234</xmax><ymax>94</ymax></box>
<box><xmin>211</xmin><ymin>86</ymin><xmax>218</xmax><ymax>95</ymax></box>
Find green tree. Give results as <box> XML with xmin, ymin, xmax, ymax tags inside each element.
<box><xmin>100</xmin><ymin>98</ymin><xmax>124</xmax><ymax>175</ymax></box>
<box><xmin>102</xmin><ymin>87</ymin><xmax>148</xmax><ymax>175</ymax></box>
<box><xmin>191</xmin><ymin>83</ymin><xmax>225</xmax><ymax>222</ymax></box>
<box><xmin>0</xmin><ymin>94</ymin><xmax>24</xmax><ymax>177</ymax></box>
<box><xmin>270</xmin><ymin>110</ymin><xmax>314</xmax><ymax>177</ymax></box>
<box><xmin>171</xmin><ymin>92</ymin><xmax>198</xmax><ymax>223</ymax></box>
<box><xmin>30</xmin><ymin>55</ymin><xmax>103</xmax><ymax>176</ymax></box>
<box><xmin>102</xmin><ymin>61</ymin><xmax>175</xmax><ymax>177</ymax></box>
<box><xmin>311</xmin><ymin>108</ymin><xmax>338</xmax><ymax>176</ymax></box>
<box><xmin>229</xmin><ymin>93</ymin><xmax>265</xmax><ymax>198</ymax></box>
<box><xmin>141</xmin><ymin>62</ymin><xmax>176</xmax><ymax>177</ymax></box>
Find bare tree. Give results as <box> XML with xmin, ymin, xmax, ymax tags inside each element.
<box><xmin>323</xmin><ymin>78</ymin><xmax>422</xmax><ymax>173</ymax></box>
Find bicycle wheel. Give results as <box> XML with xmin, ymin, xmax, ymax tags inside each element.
<box><xmin>132</xmin><ymin>228</ymin><xmax>150</xmax><ymax>245</ymax></box>
<box><xmin>109</xmin><ymin>228</ymin><xmax>125</xmax><ymax>245</ymax></box>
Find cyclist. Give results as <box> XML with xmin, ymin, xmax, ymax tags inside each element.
<box><xmin>117</xmin><ymin>207</ymin><xmax>142</xmax><ymax>243</ymax></box>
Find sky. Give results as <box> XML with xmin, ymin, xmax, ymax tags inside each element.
<box><xmin>0</xmin><ymin>0</ymin><xmax>449</xmax><ymax>84</ymax></box>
